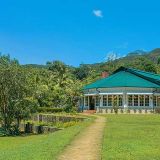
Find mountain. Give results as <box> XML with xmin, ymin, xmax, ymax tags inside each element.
<box><xmin>75</xmin><ymin>48</ymin><xmax>160</xmax><ymax>81</ymax></box>
<box><xmin>146</xmin><ymin>48</ymin><xmax>160</xmax><ymax>63</ymax></box>
<box><xmin>21</xmin><ymin>48</ymin><xmax>160</xmax><ymax>81</ymax></box>
<box><xmin>22</xmin><ymin>64</ymin><xmax>47</xmax><ymax>69</ymax></box>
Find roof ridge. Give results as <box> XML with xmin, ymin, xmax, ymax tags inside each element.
<box><xmin>128</xmin><ymin>68</ymin><xmax>160</xmax><ymax>77</ymax></box>
<box><xmin>126</xmin><ymin>68</ymin><xmax>160</xmax><ymax>86</ymax></box>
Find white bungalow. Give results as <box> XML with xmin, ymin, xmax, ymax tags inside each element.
<box><xmin>81</xmin><ymin>67</ymin><xmax>160</xmax><ymax>113</ymax></box>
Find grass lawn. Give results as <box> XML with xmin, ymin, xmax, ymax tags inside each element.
<box><xmin>0</xmin><ymin>118</ymin><xmax>92</xmax><ymax>160</ymax></box>
<box><xmin>102</xmin><ymin>115</ymin><xmax>160</xmax><ymax>160</ymax></box>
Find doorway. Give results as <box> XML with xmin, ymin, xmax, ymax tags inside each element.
<box><xmin>89</xmin><ymin>96</ymin><xmax>95</xmax><ymax>110</ymax></box>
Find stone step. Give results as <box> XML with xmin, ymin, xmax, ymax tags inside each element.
<box><xmin>83</xmin><ymin>110</ymin><xmax>96</xmax><ymax>114</ymax></box>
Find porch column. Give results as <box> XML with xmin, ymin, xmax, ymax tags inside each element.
<box><xmin>100</xmin><ymin>95</ymin><xmax>103</xmax><ymax>108</ymax></box>
<box><xmin>88</xmin><ymin>96</ymin><xmax>90</xmax><ymax>110</ymax></box>
<box><xmin>84</xmin><ymin>96</ymin><xmax>86</xmax><ymax>109</ymax></box>
<box><xmin>150</xmin><ymin>95</ymin><xmax>154</xmax><ymax>111</ymax></box>
<box><xmin>123</xmin><ymin>92</ymin><xmax>128</xmax><ymax>109</ymax></box>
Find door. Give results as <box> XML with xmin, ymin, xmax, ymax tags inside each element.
<box><xmin>89</xmin><ymin>96</ymin><xmax>95</xmax><ymax>110</ymax></box>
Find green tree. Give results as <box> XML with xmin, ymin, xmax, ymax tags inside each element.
<box><xmin>64</xmin><ymin>79</ymin><xmax>82</xmax><ymax>112</ymax></box>
<box><xmin>74</xmin><ymin>64</ymin><xmax>91</xmax><ymax>80</ymax></box>
<box><xmin>48</xmin><ymin>60</ymin><xmax>68</xmax><ymax>87</ymax></box>
<box><xmin>0</xmin><ymin>58</ymin><xmax>37</xmax><ymax>134</ymax></box>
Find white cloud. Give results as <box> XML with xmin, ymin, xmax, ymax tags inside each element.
<box><xmin>93</xmin><ymin>10</ymin><xmax>103</xmax><ymax>18</ymax></box>
<box><xmin>104</xmin><ymin>51</ymin><xmax>118</xmax><ymax>62</ymax></box>
<box><xmin>104</xmin><ymin>51</ymin><xmax>125</xmax><ymax>62</ymax></box>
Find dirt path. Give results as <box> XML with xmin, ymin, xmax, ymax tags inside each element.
<box><xmin>58</xmin><ymin>115</ymin><xmax>106</xmax><ymax>160</ymax></box>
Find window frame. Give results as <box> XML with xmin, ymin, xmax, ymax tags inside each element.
<box><xmin>95</xmin><ymin>96</ymin><xmax>100</xmax><ymax>107</ymax></box>
<box><xmin>108</xmin><ymin>95</ymin><xmax>113</xmax><ymax>107</ymax></box>
<box><xmin>103</xmin><ymin>95</ymin><xmax>108</xmax><ymax>107</ymax></box>
<box><xmin>144</xmin><ymin>95</ymin><xmax>149</xmax><ymax>107</ymax></box>
<box><xmin>85</xmin><ymin>96</ymin><xmax>89</xmax><ymax>106</ymax></box>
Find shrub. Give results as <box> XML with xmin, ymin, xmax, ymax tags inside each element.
<box><xmin>145</xmin><ymin>109</ymin><xmax>148</xmax><ymax>114</ymax></box>
<box><xmin>55</xmin><ymin>121</ymin><xmax>79</xmax><ymax>128</ymax></box>
<box><xmin>37</xmin><ymin>107</ymin><xmax>64</xmax><ymax>113</ymax></box>
<box><xmin>0</xmin><ymin>127</ymin><xmax>7</xmax><ymax>137</ymax></box>
<box><xmin>127</xmin><ymin>109</ymin><xmax>130</xmax><ymax>113</ymax></box>
<box><xmin>139</xmin><ymin>109</ymin><xmax>142</xmax><ymax>113</ymax></box>
<box><xmin>155</xmin><ymin>108</ymin><xmax>160</xmax><ymax>114</ymax></box>
<box><xmin>0</xmin><ymin>125</ymin><xmax>20</xmax><ymax>137</ymax></box>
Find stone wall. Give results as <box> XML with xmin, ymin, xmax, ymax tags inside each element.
<box><xmin>33</xmin><ymin>114</ymin><xmax>85</xmax><ymax>123</ymax></box>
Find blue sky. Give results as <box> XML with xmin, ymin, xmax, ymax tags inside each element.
<box><xmin>0</xmin><ymin>0</ymin><xmax>160</xmax><ymax>66</ymax></box>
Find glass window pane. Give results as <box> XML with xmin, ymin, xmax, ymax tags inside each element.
<box><xmin>157</xmin><ymin>96</ymin><xmax>160</xmax><ymax>106</ymax></box>
<box><xmin>153</xmin><ymin>96</ymin><xmax>157</xmax><ymax>107</ymax></box>
<box><xmin>139</xmin><ymin>95</ymin><xmax>144</xmax><ymax>106</ymax></box>
<box><xmin>85</xmin><ymin>96</ymin><xmax>88</xmax><ymax>106</ymax></box>
<box><xmin>118</xmin><ymin>95</ymin><xmax>123</xmax><ymax>106</ymax></box>
<box><xmin>95</xmin><ymin>96</ymin><xmax>100</xmax><ymax>107</ymax></box>
<box><xmin>134</xmin><ymin>95</ymin><xmax>138</xmax><ymax>106</ymax></box>
<box><xmin>128</xmin><ymin>95</ymin><xmax>133</xmax><ymax>106</ymax></box>
<box><xmin>113</xmin><ymin>95</ymin><xmax>118</xmax><ymax>106</ymax></box>
<box><xmin>145</xmin><ymin>95</ymin><xmax>149</xmax><ymax>107</ymax></box>
<box><xmin>103</xmin><ymin>96</ymin><xmax>107</xmax><ymax>106</ymax></box>
<box><xmin>108</xmin><ymin>95</ymin><xmax>112</xmax><ymax>106</ymax></box>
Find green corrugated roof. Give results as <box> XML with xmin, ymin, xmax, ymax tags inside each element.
<box><xmin>127</xmin><ymin>68</ymin><xmax>160</xmax><ymax>81</ymax></box>
<box><xmin>83</xmin><ymin>67</ymin><xmax>160</xmax><ymax>90</ymax></box>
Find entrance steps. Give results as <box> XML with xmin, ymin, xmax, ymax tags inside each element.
<box><xmin>83</xmin><ymin>110</ymin><xmax>96</xmax><ymax>114</ymax></box>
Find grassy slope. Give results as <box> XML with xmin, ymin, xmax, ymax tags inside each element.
<box><xmin>102</xmin><ymin>115</ymin><xmax>160</xmax><ymax>160</ymax></box>
<box><xmin>0</xmin><ymin>119</ymin><xmax>92</xmax><ymax>160</ymax></box>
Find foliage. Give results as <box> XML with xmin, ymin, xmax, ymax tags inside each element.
<box><xmin>0</xmin><ymin>57</ymin><xmax>37</xmax><ymax>135</ymax></box>
<box><xmin>73</xmin><ymin>64</ymin><xmax>92</xmax><ymax>80</ymax></box>
<box><xmin>155</xmin><ymin>107</ymin><xmax>160</xmax><ymax>113</ymax></box>
<box><xmin>33</xmin><ymin>120</ymin><xmax>81</xmax><ymax>129</ymax></box>
<box><xmin>37</xmin><ymin>107</ymin><xmax>64</xmax><ymax>113</ymax></box>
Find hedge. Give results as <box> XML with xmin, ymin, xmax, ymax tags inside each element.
<box><xmin>37</xmin><ymin>107</ymin><xmax>64</xmax><ymax>113</ymax></box>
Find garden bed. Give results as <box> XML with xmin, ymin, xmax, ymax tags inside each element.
<box><xmin>0</xmin><ymin>114</ymin><xmax>87</xmax><ymax>136</ymax></box>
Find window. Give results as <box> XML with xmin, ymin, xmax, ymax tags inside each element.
<box><xmin>118</xmin><ymin>95</ymin><xmax>123</xmax><ymax>106</ymax></box>
<box><xmin>139</xmin><ymin>95</ymin><xmax>144</xmax><ymax>106</ymax></box>
<box><xmin>95</xmin><ymin>96</ymin><xmax>100</xmax><ymax>107</ymax></box>
<box><xmin>112</xmin><ymin>95</ymin><xmax>118</xmax><ymax>107</ymax></box>
<box><xmin>103</xmin><ymin>96</ymin><xmax>107</xmax><ymax>106</ymax></box>
<box><xmin>153</xmin><ymin>96</ymin><xmax>157</xmax><ymax>107</ymax></box>
<box><xmin>153</xmin><ymin>96</ymin><xmax>160</xmax><ymax>107</ymax></box>
<box><xmin>128</xmin><ymin>95</ymin><xmax>133</xmax><ymax>106</ymax></box>
<box><xmin>145</xmin><ymin>95</ymin><xmax>149</xmax><ymax>107</ymax></box>
<box><xmin>85</xmin><ymin>96</ymin><xmax>89</xmax><ymax>106</ymax></box>
<box><xmin>157</xmin><ymin>96</ymin><xmax>160</xmax><ymax>107</ymax></box>
<box><xmin>134</xmin><ymin>95</ymin><xmax>138</xmax><ymax>106</ymax></box>
<box><xmin>128</xmin><ymin>94</ymin><xmax>151</xmax><ymax>107</ymax></box>
<box><xmin>108</xmin><ymin>95</ymin><xmax>112</xmax><ymax>106</ymax></box>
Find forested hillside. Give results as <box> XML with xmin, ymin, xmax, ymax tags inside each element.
<box><xmin>23</xmin><ymin>48</ymin><xmax>160</xmax><ymax>82</ymax></box>
<box><xmin>70</xmin><ymin>48</ymin><xmax>160</xmax><ymax>82</ymax></box>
